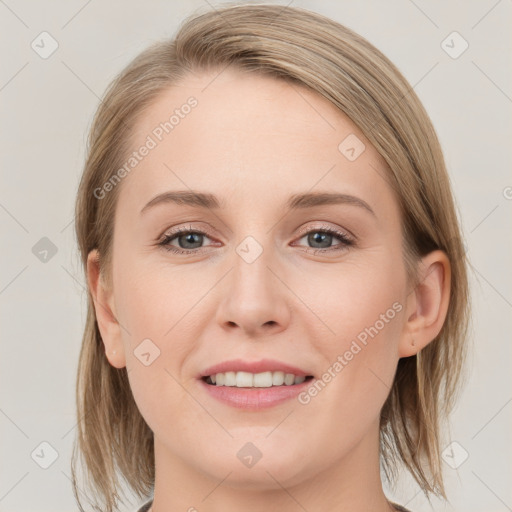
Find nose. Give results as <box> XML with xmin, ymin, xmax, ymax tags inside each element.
<box><xmin>215</xmin><ymin>242</ymin><xmax>291</xmax><ymax>338</ymax></box>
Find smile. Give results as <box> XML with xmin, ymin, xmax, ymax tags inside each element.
<box><xmin>203</xmin><ymin>371</ymin><xmax>314</xmax><ymax>387</ymax></box>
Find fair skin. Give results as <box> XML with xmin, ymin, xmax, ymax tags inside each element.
<box><xmin>87</xmin><ymin>68</ymin><xmax>450</xmax><ymax>512</ymax></box>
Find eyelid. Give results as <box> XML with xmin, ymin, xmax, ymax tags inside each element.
<box><xmin>295</xmin><ymin>222</ymin><xmax>355</xmax><ymax>241</ymax></box>
<box><xmin>159</xmin><ymin>222</ymin><xmax>214</xmax><ymax>240</ymax></box>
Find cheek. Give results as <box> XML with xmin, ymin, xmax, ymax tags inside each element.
<box><xmin>111</xmin><ymin>255</ymin><xmax>211</xmax><ymax>423</ymax></box>
<box><xmin>303</xmin><ymin>250</ymin><xmax>406</xmax><ymax>354</ymax></box>
<box><xmin>295</xmin><ymin>252</ymin><xmax>406</xmax><ymax>418</ymax></box>
<box><xmin>113</xmin><ymin>251</ymin><xmax>198</xmax><ymax>340</ymax></box>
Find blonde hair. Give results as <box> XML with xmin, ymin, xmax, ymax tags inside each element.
<box><xmin>72</xmin><ymin>3</ymin><xmax>470</xmax><ymax>511</ymax></box>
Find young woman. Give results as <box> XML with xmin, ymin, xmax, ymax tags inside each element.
<box><xmin>72</xmin><ymin>4</ymin><xmax>470</xmax><ymax>512</ymax></box>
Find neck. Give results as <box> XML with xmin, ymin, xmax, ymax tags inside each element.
<box><xmin>150</xmin><ymin>418</ymin><xmax>395</xmax><ymax>512</ymax></box>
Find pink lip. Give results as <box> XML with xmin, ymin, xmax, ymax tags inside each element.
<box><xmin>198</xmin><ymin>377</ymin><xmax>313</xmax><ymax>410</ymax></box>
<box><xmin>199</xmin><ymin>358</ymin><xmax>312</xmax><ymax>378</ymax></box>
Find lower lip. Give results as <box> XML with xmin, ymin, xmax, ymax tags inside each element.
<box><xmin>198</xmin><ymin>377</ymin><xmax>313</xmax><ymax>410</ymax></box>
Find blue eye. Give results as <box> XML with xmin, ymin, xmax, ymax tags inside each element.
<box><xmin>157</xmin><ymin>225</ymin><xmax>212</xmax><ymax>255</ymax></box>
<box><xmin>157</xmin><ymin>224</ymin><xmax>354</xmax><ymax>255</ymax></box>
<box><xmin>295</xmin><ymin>228</ymin><xmax>354</xmax><ymax>253</ymax></box>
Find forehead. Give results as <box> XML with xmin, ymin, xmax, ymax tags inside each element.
<box><xmin>118</xmin><ymin>68</ymin><xmax>393</xmax><ymax>215</ymax></box>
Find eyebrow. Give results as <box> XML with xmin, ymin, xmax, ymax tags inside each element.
<box><xmin>140</xmin><ymin>190</ymin><xmax>375</xmax><ymax>217</ymax></box>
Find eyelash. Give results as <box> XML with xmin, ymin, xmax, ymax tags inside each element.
<box><xmin>157</xmin><ymin>224</ymin><xmax>355</xmax><ymax>255</ymax></box>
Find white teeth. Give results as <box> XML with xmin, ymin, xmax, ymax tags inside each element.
<box><xmin>272</xmin><ymin>371</ymin><xmax>285</xmax><ymax>386</ymax></box>
<box><xmin>253</xmin><ymin>371</ymin><xmax>272</xmax><ymax>387</ymax></box>
<box><xmin>224</xmin><ymin>371</ymin><xmax>236</xmax><ymax>386</ymax></box>
<box><xmin>236</xmin><ymin>371</ymin><xmax>253</xmax><ymax>387</ymax></box>
<box><xmin>206</xmin><ymin>370</ymin><xmax>309</xmax><ymax>387</ymax></box>
<box><xmin>284</xmin><ymin>373</ymin><xmax>295</xmax><ymax>385</ymax></box>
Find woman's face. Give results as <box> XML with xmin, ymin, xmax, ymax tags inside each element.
<box><xmin>102</xmin><ymin>69</ymin><xmax>414</xmax><ymax>487</ymax></box>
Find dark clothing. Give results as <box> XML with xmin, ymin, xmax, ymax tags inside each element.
<box><xmin>137</xmin><ymin>501</ymin><xmax>152</xmax><ymax>512</ymax></box>
<box><xmin>137</xmin><ymin>500</ymin><xmax>412</xmax><ymax>511</ymax></box>
<box><xmin>391</xmin><ymin>503</ymin><xmax>413</xmax><ymax>512</ymax></box>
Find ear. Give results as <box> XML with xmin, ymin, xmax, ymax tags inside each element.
<box><xmin>399</xmin><ymin>250</ymin><xmax>451</xmax><ymax>358</ymax></box>
<box><xmin>87</xmin><ymin>249</ymin><xmax>126</xmax><ymax>368</ymax></box>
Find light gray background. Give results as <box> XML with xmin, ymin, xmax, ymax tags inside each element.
<box><xmin>1</xmin><ymin>1</ymin><xmax>511</xmax><ymax>511</ymax></box>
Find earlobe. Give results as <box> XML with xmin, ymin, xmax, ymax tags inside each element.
<box><xmin>86</xmin><ymin>250</ymin><xmax>126</xmax><ymax>368</ymax></box>
<box><xmin>399</xmin><ymin>250</ymin><xmax>451</xmax><ymax>358</ymax></box>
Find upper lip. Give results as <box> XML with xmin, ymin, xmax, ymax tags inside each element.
<box><xmin>200</xmin><ymin>358</ymin><xmax>312</xmax><ymax>378</ymax></box>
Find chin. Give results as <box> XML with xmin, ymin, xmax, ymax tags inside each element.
<box><xmin>195</xmin><ymin>444</ymin><xmax>314</xmax><ymax>490</ymax></box>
